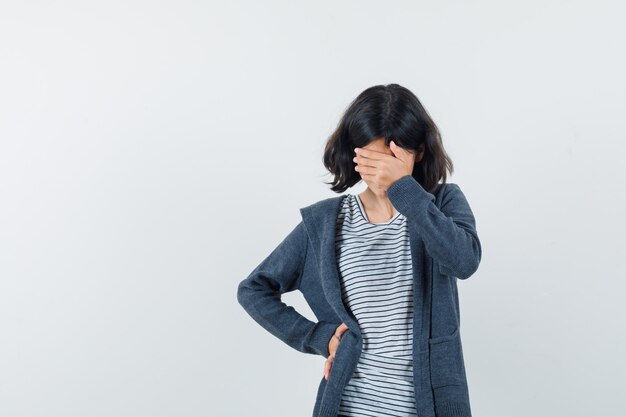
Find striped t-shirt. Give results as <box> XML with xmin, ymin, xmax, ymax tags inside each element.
<box><xmin>336</xmin><ymin>193</ymin><xmax>417</xmax><ymax>417</ymax></box>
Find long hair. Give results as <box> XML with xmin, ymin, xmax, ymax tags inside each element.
<box><xmin>323</xmin><ymin>83</ymin><xmax>453</xmax><ymax>194</ymax></box>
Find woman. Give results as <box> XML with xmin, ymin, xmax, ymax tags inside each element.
<box><xmin>237</xmin><ymin>83</ymin><xmax>481</xmax><ymax>417</ymax></box>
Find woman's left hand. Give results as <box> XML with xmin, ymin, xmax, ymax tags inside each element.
<box><xmin>353</xmin><ymin>140</ymin><xmax>416</xmax><ymax>191</ymax></box>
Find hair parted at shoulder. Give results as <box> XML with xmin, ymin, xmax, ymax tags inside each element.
<box><xmin>322</xmin><ymin>83</ymin><xmax>454</xmax><ymax>194</ymax></box>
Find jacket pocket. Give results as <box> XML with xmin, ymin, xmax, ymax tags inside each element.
<box><xmin>428</xmin><ymin>327</ymin><xmax>464</xmax><ymax>388</ymax></box>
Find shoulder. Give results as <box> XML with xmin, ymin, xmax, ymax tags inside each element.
<box><xmin>298</xmin><ymin>195</ymin><xmax>347</xmax><ymax>241</ymax></box>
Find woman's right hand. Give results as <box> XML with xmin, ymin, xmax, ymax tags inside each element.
<box><xmin>324</xmin><ymin>322</ymin><xmax>350</xmax><ymax>380</ymax></box>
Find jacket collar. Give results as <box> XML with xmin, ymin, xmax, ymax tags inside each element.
<box><xmin>299</xmin><ymin>195</ymin><xmax>363</xmax><ymax>336</ymax></box>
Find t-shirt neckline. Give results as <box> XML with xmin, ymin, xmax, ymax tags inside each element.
<box><xmin>354</xmin><ymin>194</ymin><xmax>401</xmax><ymax>225</ymax></box>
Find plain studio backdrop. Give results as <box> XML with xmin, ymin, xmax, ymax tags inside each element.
<box><xmin>1</xmin><ymin>1</ymin><xmax>625</xmax><ymax>416</ymax></box>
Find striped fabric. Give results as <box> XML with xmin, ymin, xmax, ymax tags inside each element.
<box><xmin>335</xmin><ymin>193</ymin><xmax>417</xmax><ymax>417</ymax></box>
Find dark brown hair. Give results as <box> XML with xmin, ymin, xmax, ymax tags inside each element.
<box><xmin>322</xmin><ymin>83</ymin><xmax>453</xmax><ymax>194</ymax></box>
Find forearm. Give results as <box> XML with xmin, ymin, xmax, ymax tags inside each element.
<box><xmin>386</xmin><ymin>175</ymin><xmax>481</xmax><ymax>279</ymax></box>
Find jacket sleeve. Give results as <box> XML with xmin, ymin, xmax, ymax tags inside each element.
<box><xmin>386</xmin><ymin>175</ymin><xmax>482</xmax><ymax>280</ymax></box>
<box><xmin>236</xmin><ymin>220</ymin><xmax>339</xmax><ymax>358</ymax></box>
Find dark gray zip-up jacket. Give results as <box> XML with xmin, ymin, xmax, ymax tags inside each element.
<box><xmin>237</xmin><ymin>174</ymin><xmax>482</xmax><ymax>417</ymax></box>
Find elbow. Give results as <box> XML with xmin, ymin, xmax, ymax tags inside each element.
<box><xmin>237</xmin><ymin>277</ymin><xmax>270</xmax><ymax>314</ymax></box>
<box><xmin>436</xmin><ymin>236</ymin><xmax>482</xmax><ymax>280</ymax></box>
<box><xmin>456</xmin><ymin>258</ymin><xmax>480</xmax><ymax>280</ymax></box>
<box><xmin>237</xmin><ymin>280</ymin><xmax>252</xmax><ymax>309</ymax></box>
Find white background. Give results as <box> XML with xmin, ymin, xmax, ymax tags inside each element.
<box><xmin>1</xmin><ymin>1</ymin><xmax>625</xmax><ymax>416</ymax></box>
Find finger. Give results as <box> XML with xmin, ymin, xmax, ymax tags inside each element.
<box><xmin>324</xmin><ymin>356</ymin><xmax>334</xmax><ymax>380</ymax></box>
<box><xmin>354</xmin><ymin>164</ymin><xmax>376</xmax><ymax>175</ymax></box>
<box><xmin>353</xmin><ymin>154</ymin><xmax>379</xmax><ymax>168</ymax></box>
<box><xmin>354</xmin><ymin>147</ymin><xmax>386</xmax><ymax>161</ymax></box>
<box><xmin>389</xmin><ymin>140</ymin><xmax>414</xmax><ymax>161</ymax></box>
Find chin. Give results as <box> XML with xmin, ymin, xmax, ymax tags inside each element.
<box><xmin>370</xmin><ymin>186</ymin><xmax>387</xmax><ymax>197</ymax></box>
